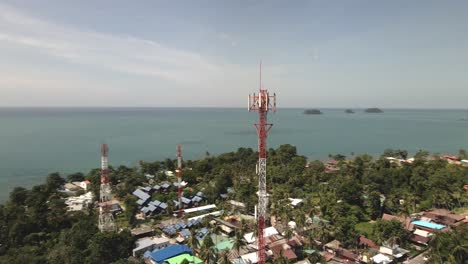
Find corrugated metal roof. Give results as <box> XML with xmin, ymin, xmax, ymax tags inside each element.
<box><xmin>149</xmin><ymin>244</ymin><xmax>192</xmax><ymax>264</ymax></box>
<box><xmin>133</xmin><ymin>189</ymin><xmax>150</xmax><ymax>201</ymax></box>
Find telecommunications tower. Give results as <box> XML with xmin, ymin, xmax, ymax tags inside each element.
<box><xmin>248</xmin><ymin>63</ymin><xmax>276</xmax><ymax>264</ymax></box>
<box><xmin>98</xmin><ymin>144</ymin><xmax>116</xmax><ymax>232</ymax></box>
<box><xmin>177</xmin><ymin>145</ymin><xmax>183</xmax><ymax>218</ymax></box>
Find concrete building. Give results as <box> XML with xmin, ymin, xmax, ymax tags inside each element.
<box><xmin>133</xmin><ymin>236</ymin><xmax>170</xmax><ymax>257</ymax></box>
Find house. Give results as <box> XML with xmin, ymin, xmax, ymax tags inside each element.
<box><xmin>240</xmin><ymin>252</ymin><xmax>259</xmax><ymax>264</ymax></box>
<box><xmin>64</xmin><ymin>182</ymin><xmax>81</xmax><ymax>192</ymax></box>
<box><xmin>335</xmin><ymin>248</ymin><xmax>358</xmax><ymax>263</ymax></box>
<box><xmin>270</xmin><ymin>242</ymin><xmax>298</xmax><ymax>262</ymax></box>
<box><xmin>422</xmin><ymin>209</ymin><xmax>465</xmax><ymax>226</ymax></box>
<box><xmin>382</xmin><ymin>213</ymin><xmax>414</xmax><ymax>231</ymax></box>
<box><xmin>147</xmin><ymin>244</ymin><xmax>192</xmax><ymax>264</ymax></box>
<box><xmin>132</xmin><ymin>236</ymin><xmax>171</xmax><ymax>257</ymax></box>
<box><xmin>79</xmin><ymin>180</ymin><xmax>91</xmax><ymax>190</ymax></box>
<box><xmin>133</xmin><ymin>189</ymin><xmax>151</xmax><ymax>203</ymax></box>
<box><xmin>244</xmin><ymin>226</ymin><xmax>279</xmax><ymax>244</ymax></box>
<box><xmin>64</xmin><ymin>191</ymin><xmax>94</xmax><ymax>211</ymax></box>
<box><xmin>371</xmin><ymin>253</ymin><xmax>392</xmax><ymax>264</ymax></box>
<box><xmin>379</xmin><ymin>244</ymin><xmax>409</xmax><ymax>259</ymax></box>
<box><xmin>131</xmin><ymin>225</ymin><xmax>154</xmax><ymax>238</ymax></box>
<box><xmin>324</xmin><ymin>240</ymin><xmax>341</xmax><ymax>252</ymax></box>
<box><xmin>411</xmin><ymin>220</ymin><xmax>445</xmax><ymax>232</ymax></box>
<box><xmin>153</xmin><ymin>185</ymin><xmax>161</xmax><ymax>192</ymax></box>
<box><xmin>176</xmin><ymin>229</ymin><xmax>191</xmax><ymax>243</ymax></box>
<box><xmin>165</xmin><ymin>253</ymin><xmax>203</xmax><ymax>264</ymax></box>
<box><xmin>358</xmin><ymin>235</ymin><xmax>379</xmax><ymax>249</ymax></box>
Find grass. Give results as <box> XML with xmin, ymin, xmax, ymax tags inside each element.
<box><xmin>355</xmin><ymin>221</ymin><xmax>374</xmax><ymax>236</ymax></box>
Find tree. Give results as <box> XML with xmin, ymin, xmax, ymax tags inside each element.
<box><xmin>67</xmin><ymin>172</ymin><xmax>85</xmax><ymax>182</ymax></box>
<box><xmin>372</xmin><ymin>219</ymin><xmax>409</xmax><ymax>246</ymax></box>
<box><xmin>46</xmin><ymin>173</ymin><xmax>65</xmax><ymax>192</ymax></box>
<box><xmin>200</xmin><ymin>234</ymin><xmax>215</xmax><ymax>263</ymax></box>
<box><xmin>123</xmin><ymin>195</ymin><xmax>138</xmax><ymax>227</ymax></box>
<box><xmin>233</xmin><ymin>230</ymin><xmax>245</xmax><ymax>256</ymax></box>
<box><xmin>9</xmin><ymin>187</ymin><xmax>29</xmax><ymax>205</ymax></box>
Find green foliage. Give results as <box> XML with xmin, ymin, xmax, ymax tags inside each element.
<box><xmin>426</xmin><ymin>224</ymin><xmax>467</xmax><ymax>263</ymax></box>
<box><xmin>372</xmin><ymin>219</ymin><xmax>410</xmax><ymax>246</ymax></box>
<box><xmin>67</xmin><ymin>172</ymin><xmax>85</xmax><ymax>182</ymax></box>
<box><xmin>0</xmin><ymin>145</ymin><xmax>467</xmax><ymax>263</ymax></box>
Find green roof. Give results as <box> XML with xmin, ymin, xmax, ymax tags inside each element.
<box><xmin>215</xmin><ymin>239</ymin><xmax>234</xmax><ymax>252</ymax></box>
<box><xmin>304</xmin><ymin>249</ymin><xmax>317</xmax><ymax>254</ymax></box>
<box><xmin>165</xmin><ymin>253</ymin><xmax>203</xmax><ymax>264</ymax></box>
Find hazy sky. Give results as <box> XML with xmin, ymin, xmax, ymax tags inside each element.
<box><xmin>0</xmin><ymin>0</ymin><xmax>467</xmax><ymax>108</ymax></box>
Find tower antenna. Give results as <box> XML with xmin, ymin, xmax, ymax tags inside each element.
<box><xmin>248</xmin><ymin>62</ymin><xmax>277</xmax><ymax>264</ymax></box>
<box><xmin>98</xmin><ymin>144</ymin><xmax>116</xmax><ymax>232</ymax></box>
<box><xmin>177</xmin><ymin>145</ymin><xmax>183</xmax><ymax>218</ymax></box>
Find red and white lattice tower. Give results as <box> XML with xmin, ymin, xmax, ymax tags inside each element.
<box><xmin>98</xmin><ymin>144</ymin><xmax>116</xmax><ymax>232</ymax></box>
<box><xmin>248</xmin><ymin>63</ymin><xmax>276</xmax><ymax>264</ymax></box>
<box><xmin>177</xmin><ymin>145</ymin><xmax>183</xmax><ymax>218</ymax></box>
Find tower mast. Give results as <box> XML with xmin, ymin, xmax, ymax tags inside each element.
<box><xmin>98</xmin><ymin>144</ymin><xmax>116</xmax><ymax>232</ymax></box>
<box><xmin>248</xmin><ymin>62</ymin><xmax>277</xmax><ymax>264</ymax></box>
<box><xmin>177</xmin><ymin>145</ymin><xmax>183</xmax><ymax>218</ymax></box>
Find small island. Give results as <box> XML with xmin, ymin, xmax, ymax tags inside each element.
<box><xmin>303</xmin><ymin>109</ymin><xmax>323</xmax><ymax>115</ymax></box>
<box><xmin>345</xmin><ymin>109</ymin><xmax>355</xmax><ymax>114</ymax></box>
<box><xmin>364</xmin><ymin>108</ymin><xmax>383</xmax><ymax>113</ymax></box>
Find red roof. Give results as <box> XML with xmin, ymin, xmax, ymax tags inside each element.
<box><xmin>270</xmin><ymin>244</ymin><xmax>297</xmax><ymax>260</ymax></box>
<box><xmin>382</xmin><ymin>213</ymin><xmax>414</xmax><ymax>230</ymax></box>
<box><xmin>358</xmin><ymin>235</ymin><xmax>379</xmax><ymax>249</ymax></box>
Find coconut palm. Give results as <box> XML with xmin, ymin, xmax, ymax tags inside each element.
<box><xmin>187</xmin><ymin>234</ymin><xmax>200</xmax><ymax>264</ymax></box>
<box><xmin>211</xmin><ymin>224</ymin><xmax>223</xmax><ymax>246</ymax></box>
<box><xmin>284</xmin><ymin>226</ymin><xmax>294</xmax><ymax>243</ymax></box>
<box><xmin>200</xmin><ymin>234</ymin><xmax>216</xmax><ymax>264</ymax></box>
<box><xmin>233</xmin><ymin>230</ymin><xmax>245</xmax><ymax>256</ymax></box>
<box><xmin>218</xmin><ymin>249</ymin><xmax>230</xmax><ymax>264</ymax></box>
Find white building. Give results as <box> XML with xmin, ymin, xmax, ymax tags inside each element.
<box><xmin>132</xmin><ymin>236</ymin><xmax>171</xmax><ymax>257</ymax></box>
<box><xmin>65</xmin><ymin>192</ymin><xmax>94</xmax><ymax>211</ymax></box>
<box><xmin>79</xmin><ymin>180</ymin><xmax>91</xmax><ymax>191</ymax></box>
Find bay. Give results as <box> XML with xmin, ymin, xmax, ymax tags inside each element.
<box><xmin>0</xmin><ymin>107</ymin><xmax>467</xmax><ymax>202</ymax></box>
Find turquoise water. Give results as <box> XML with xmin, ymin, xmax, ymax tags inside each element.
<box><xmin>0</xmin><ymin>107</ymin><xmax>467</xmax><ymax>202</ymax></box>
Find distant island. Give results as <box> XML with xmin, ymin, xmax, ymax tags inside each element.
<box><xmin>345</xmin><ymin>109</ymin><xmax>355</xmax><ymax>114</ymax></box>
<box><xmin>303</xmin><ymin>109</ymin><xmax>323</xmax><ymax>115</ymax></box>
<box><xmin>364</xmin><ymin>108</ymin><xmax>383</xmax><ymax>113</ymax></box>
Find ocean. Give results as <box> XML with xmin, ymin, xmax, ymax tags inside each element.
<box><xmin>0</xmin><ymin>107</ymin><xmax>467</xmax><ymax>202</ymax></box>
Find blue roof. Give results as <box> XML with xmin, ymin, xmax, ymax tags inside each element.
<box><xmin>137</xmin><ymin>199</ymin><xmax>146</xmax><ymax>205</ymax></box>
<box><xmin>412</xmin><ymin>220</ymin><xmax>445</xmax><ymax>230</ymax></box>
<box><xmin>182</xmin><ymin>197</ymin><xmax>192</xmax><ymax>204</ymax></box>
<box><xmin>159</xmin><ymin>202</ymin><xmax>168</xmax><ymax>209</ymax></box>
<box><xmin>148</xmin><ymin>204</ymin><xmax>157</xmax><ymax>212</ymax></box>
<box><xmin>179</xmin><ymin>229</ymin><xmax>191</xmax><ymax>238</ymax></box>
<box><xmin>161</xmin><ymin>183</ymin><xmax>170</xmax><ymax>188</ymax></box>
<box><xmin>133</xmin><ymin>189</ymin><xmax>150</xmax><ymax>201</ymax></box>
<box><xmin>142</xmin><ymin>186</ymin><xmax>152</xmax><ymax>192</ymax></box>
<box><xmin>149</xmin><ymin>244</ymin><xmax>192</xmax><ymax>264</ymax></box>
<box><xmin>196</xmin><ymin>192</ymin><xmax>203</xmax><ymax>197</ymax></box>
<box><xmin>153</xmin><ymin>185</ymin><xmax>161</xmax><ymax>190</ymax></box>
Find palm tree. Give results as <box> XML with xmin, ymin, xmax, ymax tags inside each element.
<box><xmin>218</xmin><ymin>249</ymin><xmax>230</xmax><ymax>264</ymax></box>
<box><xmin>200</xmin><ymin>234</ymin><xmax>216</xmax><ymax>264</ymax></box>
<box><xmin>210</xmin><ymin>224</ymin><xmax>222</xmax><ymax>247</ymax></box>
<box><xmin>284</xmin><ymin>226</ymin><xmax>294</xmax><ymax>243</ymax></box>
<box><xmin>187</xmin><ymin>234</ymin><xmax>200</xmax><ymax>263</ymax></box>
<box><xmin>233</xmin><ymin>230</ymin><xmax>245</xmax><ymax>256</ymax></box>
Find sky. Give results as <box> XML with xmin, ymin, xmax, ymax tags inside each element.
<box><xmin>0</xmin><ymin>0</ymin><xmax>467</xmax><ymax>108</ymax></box>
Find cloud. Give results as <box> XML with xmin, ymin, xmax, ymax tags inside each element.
<box><xmin>0</xmin><ymin>3</ymin><xmax>228</xmax><ymax>85</ymax></box>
